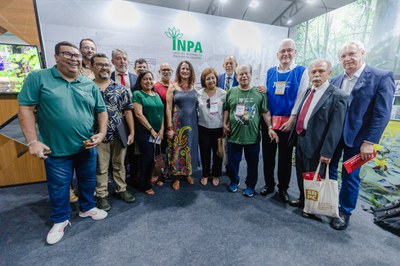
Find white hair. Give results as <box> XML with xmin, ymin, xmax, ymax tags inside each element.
<box><xmin>338</xmin><ymin>41</ymin><xmax>365</xmax><ymax>57</ymax></box>
<box><xmin>235</xmin><ymin>64</ymin><xmax>252</xmax><ymax>75</ymax></box>
<box><xmin>278</xmin><ymin>38</ymin><xmax>296</xmax><ymax>51</ymax></box>
<box><xmin>308</xmin><ymin>59</ymin><xmax>332</xmax><ymax>71</ymax></box>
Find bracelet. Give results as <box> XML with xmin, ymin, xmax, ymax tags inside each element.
<box><xmin>148</xmin><ymin>127</ymin><xmax>153</xmax><ymax>132</ymax></box>
<box><xmin>27</xmin><ymin>139</ymin><xmax>38</xmax><ymax>146</ymax></box>
<box><xmin>268</xmin><ymin>126</ymin><xmax>273</xmax><ymax>129</ymax></box>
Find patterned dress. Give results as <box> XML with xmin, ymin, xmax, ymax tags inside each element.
<box><xmin>168</xmin><ymin>88</ymin><xmax>199</xmax><ymax>176</ymax></box>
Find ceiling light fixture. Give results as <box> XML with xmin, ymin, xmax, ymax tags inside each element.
<box><xmin>219</xmin><ymin>0</ymin><xmax>228</xmax><ymax>3</ymax></box>
<box><xmin>249</xmin><ymin>0</ymin><xmax>260</xmax><ymax>8</ymax></box>
<box><xmin>286</xmin><ymin>19</ymin><xmax>293</xmax><ymax>25</ymax></box>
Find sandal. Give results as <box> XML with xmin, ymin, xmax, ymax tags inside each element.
<box><xmin>200</xmin><ymin>177</ymin><xmax>208</xmax><ymax>186</ymax></box>
<box><xmin>144</xmin><ymin>189</ymin><xmax>155</xmax><ymax>195</ymax></box>
<box><xmin>150</xmin><ymin>176</ymin><xmax>159</xmax><ymax>184</ymax></box>
<box><xmin>155</xmin><ymin>180</ymin><xmax>164</xmax><ymax>186</ymax></box>
<box><xmin>172</xmin><ymin>179</ymin><xmax>180</xmax><ymax>190</ymax></box>
<box><xmin>212</xmin><ymin>177</ymin><xmax>220</xmax><ymax>186</ymax></box>
<box><xmin>185</xmin><ymin>176</ymin><xmax>195</xmax><ymax>185</ymax></box>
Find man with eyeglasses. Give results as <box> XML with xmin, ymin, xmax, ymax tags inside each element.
<box><xmin>18</xmin><ymin>41</ymin><xmax>109</xmax><ymax>244</ymax></box>
<box><xmin>329</xmin><ymin>41</ymin><xmax>395</xmax><ymax>230</ymax></box>
<box><xmin>111</xmin><ymin>48</ymin><xmax>137</xmax><ymax>95</ymax></box>
<box><xmin>79</xmin><ymin>38</ymin><xmax>97</xmax><ymax>79</ymax></box>
<box><xmin>91</xmin><ymin>53</ymin><xmax>136</xmax><ymax>211</ymax></box>
<box><xmin>260</xmin><ymin>39</ymin><xmax>309</xmax><ymax>204</ymax></box>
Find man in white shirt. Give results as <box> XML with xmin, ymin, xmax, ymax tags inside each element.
<box><xmin>289</xmin><ymin>59</ymin><xmax>347</xmax><ymax>218</ymax></box>
<box><xmin>218</xmin><ymin>55</ymin><xmax>239</xmax><ymax>90</ymax></box>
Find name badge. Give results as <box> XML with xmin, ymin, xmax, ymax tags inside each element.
<box><xmin>275</xmin><ymin>81</ymin><xmax>286</xmax><ymax>95</ymax></box>
<box><xmin>209</xmin><ymin>102</ymin><xmax>218</xmax><ymax>114</ymax></box>
<box><xmin>235</xmin><ymin>104</ymin><xmax>245</xmax><ymax>116</ymax></box>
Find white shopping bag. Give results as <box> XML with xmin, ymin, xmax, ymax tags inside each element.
<box><xmin>303</xmin><ymin>162</ymin><xmax>339</xmax><ymax>218</ymax></box>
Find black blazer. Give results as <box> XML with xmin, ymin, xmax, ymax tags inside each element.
<box><xmin>289</xmin><ymin>84</ymin><xmax>348</xmax><ymax>160</ymax></box>
<box><xmin>111</xmin><ymin>71</ymin><xmax>138</xmax><ymax>94</ymax></box>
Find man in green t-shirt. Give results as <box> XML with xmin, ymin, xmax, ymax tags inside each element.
<box><xmin>18</xmin><ymin>41</ymin><xmax>108</xmax><ymax>245</ymax></box>
<box><xmin>223</xmin><ymin>64</ymin><xmax>278</xmax><ymax>197</ymax></box>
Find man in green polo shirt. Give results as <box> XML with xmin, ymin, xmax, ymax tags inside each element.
<box><xmin>223</xmin><ymin>64</ymin><xmax>279</xmax><ymax>197</ymax></box>
<box><xmin>18</xmin><ymin>41</ymin><xmax>109</xmax><ymax>245</ymax></box>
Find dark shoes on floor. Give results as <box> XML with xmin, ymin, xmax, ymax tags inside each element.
<box><xmin>118</xmin><ymin>190</ymin><xmax>136</xmax><ymax>203</ymax></box>
<box><xmin>97</xmin><ymin>197</ymin><xmax>111</xmax><ymax>211</ymax></box>
<box><xmin>330</xmin><ymin>213</ymin><xmax>350</xmax><ymax>230</ymax></box>
<box><xmin>260</xmin><ymin>186</ymin><xmax>274</xmax><ymax>196</ymax></box>
<box><xmin>288</xmin><ymin>199</ymin><xmax>304</xmax><ymax>208</ymax></box>
<box><xmin>278</xmin><ymin>190</ymin><xmax>290</xmax><ymax>203</ymax></box>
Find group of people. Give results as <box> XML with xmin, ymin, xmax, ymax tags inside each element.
<box><xmin>17</xmin><ymin>37</ymin><xmax>395</xmax><ymax>245</ymax></box>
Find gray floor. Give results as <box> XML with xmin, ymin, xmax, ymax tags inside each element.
<box><xmin>0</xmin><ymin>160</ymin><xmax>399</xmax><ymax>266</ymax></box>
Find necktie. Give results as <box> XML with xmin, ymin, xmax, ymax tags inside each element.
<box><xmin>295</xmin><ymin>89</ymin><xmax>316</xmax><ymax>134</ymax></box>
<box><xmin>119</xmin><ymin>73</ymin><xmax>126</xmax><ymax>86</ymax></box>
<box><xmin>224</xmin><ymin>76</ymin><xmax>231</xmax><ymax>91</ymax></box>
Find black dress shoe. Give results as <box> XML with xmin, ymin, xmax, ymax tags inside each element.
<box><xmin>288</xmin><ymin>199</ymin><xmax>304</xmax><ymax>208</ymax></box>
<box><xmin>278</xmin><ymin>190</ymin><xmax>290</xmax><ymax>203</ymax></box>
<box><xmin>330</xmin><ymin>213</ymin><xmax>350</xmax><ymax>230</ymax></box>
<box><xmin>260</xmin><ymin>186</ymin><xmax>274</xmax><ymax>196</ymax></box>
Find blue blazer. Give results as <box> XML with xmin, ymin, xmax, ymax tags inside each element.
<box><xmin>111</xmin><ymin>71</ymin><xmax>138</xmax><ymax>94</ymax></box>
<box><xmin>218</xmin><ymin>73</ymin><xmax>238</xmax><ymax>90</ymax></box>
<box><xmin>331</xmin><ymin>65</ymin><xmax>395</xmax><ymax>147</ymax></box>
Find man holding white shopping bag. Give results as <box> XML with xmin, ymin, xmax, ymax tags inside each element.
<box><xmin>288</xmin><ymin>59</ymin><xmax>347</xmax><ymax>218</ymax></box>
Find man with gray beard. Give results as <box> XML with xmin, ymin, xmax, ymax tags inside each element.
<box><xmin>91</xmin><ymin>53</ymin><xmax>136</xmax><ymax>211</ymax></box>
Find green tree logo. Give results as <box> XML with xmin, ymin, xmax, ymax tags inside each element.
<box><xmin>165</xmin><ymin>27</ymin><xmax>184</xmax><ymax>50</ymax></box>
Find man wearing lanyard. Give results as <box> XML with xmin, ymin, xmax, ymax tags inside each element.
<box><xmin>329</xmin><ymin>41</ymin><xmax>395</xmax><ymax>230</ymax></box>
<box><xmin>223</xmin><ymin>64</ymin><xmax>278</xmax><ymax>198</ymax></box>
<box><xmin>260</xmin><ymin>39</ymin><xmax>309</xmax><ymax>203</ymax></box>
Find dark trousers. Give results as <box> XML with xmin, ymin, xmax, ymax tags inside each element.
<box><xmin>227</xmin><ymin>142</ymin><xmax>260</xmax><ymax>189</ymax></box>
<box><xmin>198</xmin><ymin>126</ymin><xmax>223</xmax><ymax>177</ymax></box>
<box><xmin>330</xmin><ymin>139</ymin><xmax>361</xmax><ymax>215</ymax></box>
<box><xmin>261</xmin><ymin>120</ymin><xmax>292</xmax><ymax>191</ymax></box>
<box><xmin>136</xmin><ymin>132</ymin><xmax>155</xmax><ymax>192</ymax></box>
<box><xmin>295</xmin><ymin>134</ymin><xmax>326</xmax><ymax>202</ymax></box>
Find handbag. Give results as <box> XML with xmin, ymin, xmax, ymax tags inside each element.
<box><xmin>151</xmin><ymin>143</ymin><xmax>167</xmax><ymax>183</ymax></box>
<box><xmin>303</xmin><ymin>162</ymin><xmax>339</xmax><ymax>218</ymax></box>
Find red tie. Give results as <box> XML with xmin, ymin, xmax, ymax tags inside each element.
<box><xmin>119</xmin><ymin>73</ymin><xmax>126</xmax><ymax>86</ymax></box>
<box><xmin>296</xmin><ymin>89</ymin><xmax>316</xmax><ymax>134</ymax></box>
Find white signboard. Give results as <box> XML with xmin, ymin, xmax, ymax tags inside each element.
<box><xmin>36</xmin><ymin>0</ymin><xmax>288</xmax><ymax>85</ymax></box>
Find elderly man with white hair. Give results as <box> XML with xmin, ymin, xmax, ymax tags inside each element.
<box><xmin>329</xmin><ymin>41</ymin><xmax>395</xmax><ymax>230</ymax></box>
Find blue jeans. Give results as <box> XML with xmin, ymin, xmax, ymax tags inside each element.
<box><xmin>330</xmin><ymin>144</ymin><xmax>361</xmax><ymax>215</ymax></box>
<box><xmin>44</xmin><ymin>148</ymin><xmax>97</xmax><ymax>223</ymax></box>
<box><xmin>227</xmin><ymin>142</ymin><xmax>260</xmax><ymax>189</ymax></box>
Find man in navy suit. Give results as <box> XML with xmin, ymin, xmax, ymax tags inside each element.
<box><xmin>218</xmin><ymin>55</ymin><xmax>239</xmax><ymax>90</ymax></box>
<box><xmin>111</xmin><ymin>48</ymin><xmax>137</xmax><ymax>94</ymax></box>
<box><xmin>330</xmin><ymin>41</ymin><xmax>395</xmax><ymax>230</ymax></box>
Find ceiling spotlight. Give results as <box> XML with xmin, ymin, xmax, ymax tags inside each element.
<box><xmin>219</xmin><ymin>0</ymin><xmax>228</xmax><ymax>3</ymax></box>
<box><xmin>307</xmin><ymin>0</ymin><xmax>317</xmax><ymax>3</ymax></box>
<box><xmin>249</xmin><ymin>0</ymin><xmax>260</xmax><ymax>8</ymax></box>
<box><xmin>287</xmin><ymin>19</ymin><xmax>293</xmax><ymax>25</ymax></box>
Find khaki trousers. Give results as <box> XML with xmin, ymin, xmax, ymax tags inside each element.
<box><xmin>96</xmin><ymin>139</ymin><xmax>127</xmax><ymax>198</ymax></box>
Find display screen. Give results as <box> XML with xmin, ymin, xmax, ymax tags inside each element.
<box><xmin>0</xmin><ymin>44</ymin><xmax>42</xmax><ymax>93</ymax></box>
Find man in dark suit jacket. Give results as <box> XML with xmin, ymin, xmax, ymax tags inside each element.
<box><xmin>110</xmin><ymin>48</ymin><xmax>137</xmax><ymax>94</ymax></box>
<box><xmin>329</xmin><ymin>41</ymin><xmax>395</xmax><ymax>230</ymax></box>
<box><xmin>218</xmin><ymin>55</ymin><xmax>239</xmax><ymax>90</ymax></box>
<box><xmin>289</xmin><ymin>59</ymin><xmax>347</xmax><ymax>218</ymax></box>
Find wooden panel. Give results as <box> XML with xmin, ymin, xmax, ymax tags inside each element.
<box><xmin>0</xmin><ymin>133</ymin><xmax>46</xmax><ymax>186</ymax></box>
<box><xmin>0</xmin><ymin>94</ymin><xmax>19</xmax><ymax>125</ymax></box>
<box><xmin>0</xmin><ymin>0</ymin><xmax>41</xmax><ymax>49</ymax></box>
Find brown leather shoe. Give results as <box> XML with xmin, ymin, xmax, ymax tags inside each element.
<box><xmin>212</xmin><ymin>177</ymin><xmax>220</xmax><ymax>186</ymax></box>
<box><xmin>70</xmin><ymin>187</ymin><xmax>78</xmax><ymax>203</ymax></box>
<box><xmin>172</xmin><ymin>179</ymin><xmax>180</xmax><ymax>190</ymax></box>
<box><xmin>200</xmin><ymin>177</ymin><xmax>208</xmax><ymax>186</ymax></box>
<box><xmin>185</xmin><ymin>176</ymin><xmax>195</xmax><ymax>185</ymax></box>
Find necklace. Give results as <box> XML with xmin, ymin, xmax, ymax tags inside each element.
<box><xmin>179</xmin><ymin>82</ymin><xmax>192</xmax><ymax>92</ymax></box>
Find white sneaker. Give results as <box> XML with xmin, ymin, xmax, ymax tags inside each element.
<box><xmin>46</xmin><ymin>220</ymin><xmax>71</xmax><ymax>245</ymax></box>
<box><xmin>79</xmin><ymin>207</ymin><xmax>108</xmax><ymax>220</ymax></box>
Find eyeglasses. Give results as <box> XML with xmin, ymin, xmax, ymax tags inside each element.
<box><xmin>206</xmin><ymin>98</ymin><xmax>210</xmax><ymax>109</ymax></box>
<box><xmin>59</xmin><ymin>51</ymin><xmax>82</xmax><ymax>60</ymax></box>
<box><xmin>81</xmin><ymin>46</ymin><xmax>96</xmax><ymax>51</ymax></box>
<box><xmin>279</xmin><ymin>48</ymin><xmax>294</xmax><ymax>54</ymax></box>
<box><xmin>94</xmin><ymin>63</ymin><xmax>111</xmax><ymax>68</ymax></box>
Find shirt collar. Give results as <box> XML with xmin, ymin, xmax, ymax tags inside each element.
<box><xmin>226</xmin><ymin>73</ymin><xmax>235</xmax><ymax>79</ymax></box>
<box><xmin>116</xmin><ymin>71</ymin><xmax>128</xmax><ymax>76</ymax></box>
<box><xmin>313</xmin><ymin>80</ymin><xmax>330</xmax><ymax>92</ymax></box>
<box><xmin>277</xmin><ymin>63</ymin><xmax>297</xmax><ymax>73</ymax></box>
<box><xmin>345</xmin><ymin>63</ymin><xmax>366</xmax><ymax>79</ymax></box>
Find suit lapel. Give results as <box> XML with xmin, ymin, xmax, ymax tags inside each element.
<box><xmin>309</xmin><ymin>85</ymin><xmax>334</xmax><ymax>119</ymax></box>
